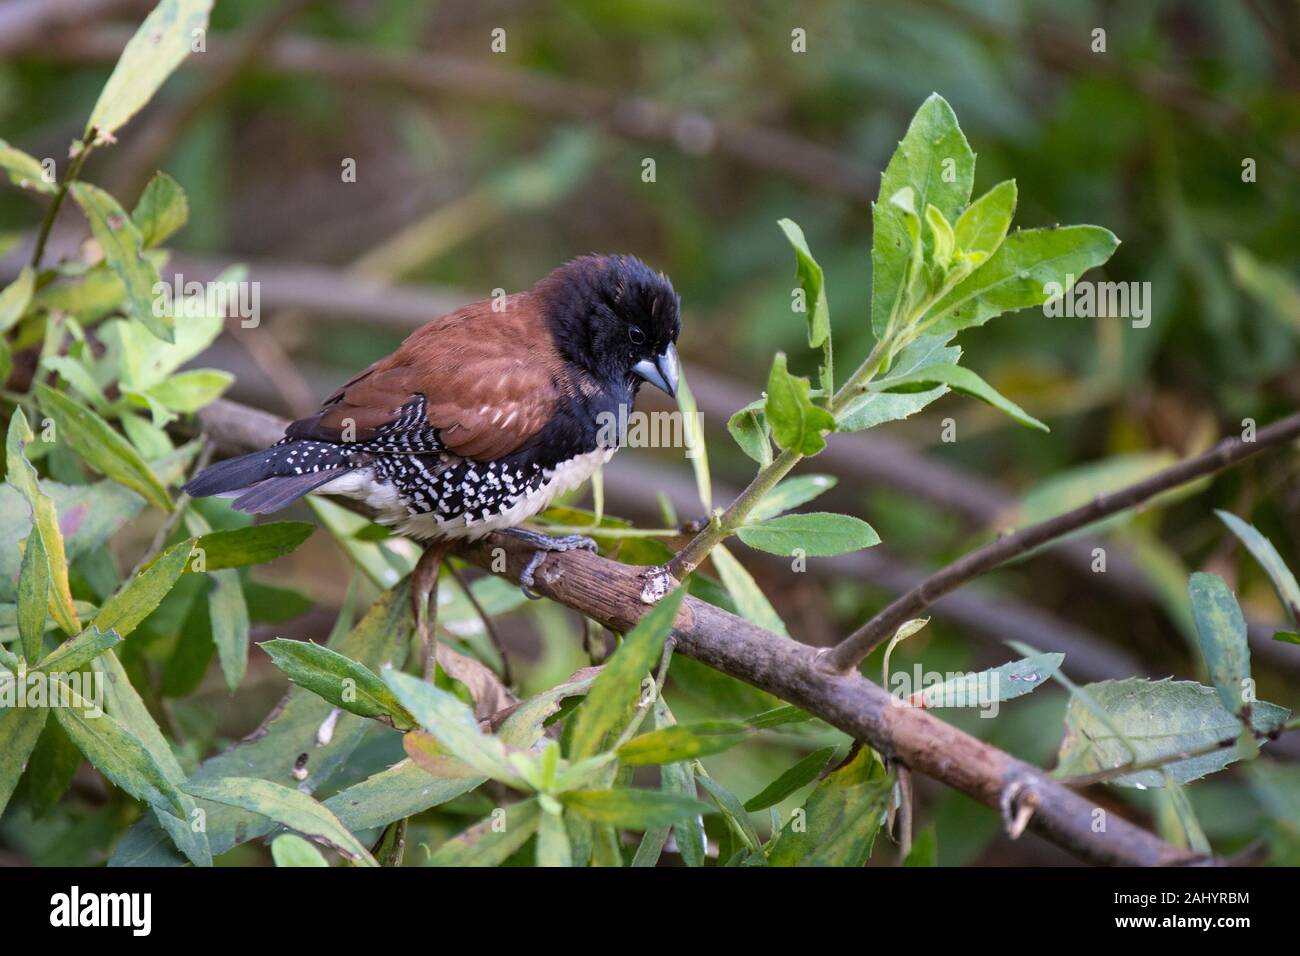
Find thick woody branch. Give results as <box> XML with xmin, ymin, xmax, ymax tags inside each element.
<box><xmin>194</xmin><ymin>397</ymin><xmax>1203</xmax><ymax>867</ymax></box>
<box><xmin>827</xmin><ymin>412</ymin><xmax>1300</xmax><ymax>672</ymax></box>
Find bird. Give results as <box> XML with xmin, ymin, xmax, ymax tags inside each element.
<box><xmin>183</xmin><ymin>254</ymin><xmax>681</xmax><ymax>595</ymax></box>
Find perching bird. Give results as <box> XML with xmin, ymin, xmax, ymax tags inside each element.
<box><xmin>183</xmin><ymin>254</ymin><xmax>681</xmax><ymax>592</ymax></box>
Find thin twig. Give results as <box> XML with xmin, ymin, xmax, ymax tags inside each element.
<box><xmin>825</xmin><ymin>411</ymin><xmax>1300</xmax><ymax>672</ymax></box>
<box><xmin>446</xmin><ymin>561</ymin><xmax>513</xmax><ymax>687</ymax></box>
<box><xmin>30</xmin><ymin>135</ymin><xmax>93</xmax><ymax>269</ymax></box>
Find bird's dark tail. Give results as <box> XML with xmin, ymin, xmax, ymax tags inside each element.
<box><xmin>183</xmin><ymin>441</ymin><xmax>355</xmax><ymax>514</ymax></box>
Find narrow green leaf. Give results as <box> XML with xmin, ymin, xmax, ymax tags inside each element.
<box><xmin>34</xmin><ymin>626</ymin><xmax>121</xmax><ymax>674</ymax></box>
<box><xmin>6</xmin><ymin>410</ymin><xmax>80</xmax><ymax>634</ymax></box>
<box><xmin>182</xmin><ymin>522</ymin><xmax>316</xmax><ymax>573</ymax></box>
<box><xmin>568</xmin><ymin>587</ymin><xmax>686</xmax><ymax>760</ymax></box>
<box><xmin>836</xmin><ymin>385</ymin><xmax>948</xmax><ymax>432</ymax></box>
<box><xmin>186</xmin><ymin>777</ymin><xmax>378</xmax><ymax>866</ymax></box>
<box><xmin>737</xmin><ymin>512</ymin><xmax>879</xmax><ymax>557</ymax></box>
<box><xmin>751</xmin><ymin>474</ymin><xmax>836</xmax><ymax>521</ymax></box>
<box><xmin>617</xmin><ymin>720</ymin><xmax>750</xmax><ymax>766</ymax></box>
<box><xmin>427</xmin><ymin>798</ymin><xmax>541</xmax><ymax>867</ymax></box>
<box><xmin>743</xmin><ymin>746</ymin><xmax>836</xmax><ymax>812</ymax></box>
<box><xmin>710</xmin><ymin>544</ymin><xmax>787</xmax><ymax>635</ymax></box>
<box><xmin>878</xmin><ymin>361</ymin><xmax>1048</xmax><ymax>432</ymax></box>
<box><xmin>85</xmin><ymin>0</ymin><xmax>214</xmax><ymax>139</ymax></box>
<box><xmin>0</xmin><ymin>137</ymin><xmax>56</xmax><ymax>194</ymax></box>
<box><xmin>69</xmin><ymin>182</ymin><xmax>171</xmax><ymax>342</ymax></box>
<box><xmin>261</xmin><ymin>638</ymin><xmax>415</xmax><ymax>728</ymax></box>
<box><xmin>926</xmin><ymin>225</ymin><xmax>1120</xmax><ymax>338</ymax></box>
<box><xmin>1216</xmin><ymin>510</ymin><xmax>1300</xmax><ymax>624</ymax></box>
<box><xmin>94</xmin><ymin>538</ymin><xmax>192</xmax><ymax>638</ymax></box>
<box><xmin>1188</xmin><ymin>572</ymin><xmax>1252</xmax><ymax>716</ymax></box>
<box><xmin>675</xmin><ymin>368</ymin><xmax>711</xmax><ymax>512</ymax></box>
<box><xmin>24</xmin><ymin>717</ymin><xmax>83</xmax><ymax>818</ymax></box>
<box><xmin>727</xmin><ymin>407</ymin><xmax>771</xmax><ymax>465</ymax></box>
<box><xmin>768</xmin><ymin>746</ymin><xmax>891</xmax><ymax>866</ymax></box>
<box><xmin>52</xmin><ymin>676</ymin><xmax>187</xmax><ymax>818</ymax></box>
<box><xmin>17</xmin><ymin>523</ymin><xmax>50</xmax><ymax>661</ymax></box>
<box><xmin>383</xmin><ymin>668</ymin><xmax>525</xmax><ymax>787</ymax></box>
<box><xmin>0</xmin><ymin>265</ymin><xmax>35</xmax><ymax>333</ymax></box>
<box><xmin>908</xmin><ymin>651</ymin><xmax>1063</xmax><ymax>708</ymax></box>
<box><xmin>0</xmin><ymin>706</ymin><xmax>47</xmax><ymax>817</ymax></box>
<box><xmin>777</xmin><ymin>218</ymin><xmax>830</xmax><ymax>348</ymax></box>
<box><xmin>36</xmin><ymin>383</ymin><xmax>174</xmax><ymax>510</ymax></box>
<box><xmin>562</xmin><ymin>788</ymin><xmax>714</xmax><ymax>829</ymax></box>
<box><xmin>536</xmin><ymin>806</ymin><xmax>572</xmax><ymax>867</ymax></box>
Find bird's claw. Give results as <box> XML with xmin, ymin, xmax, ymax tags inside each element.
<box><xmin>508</xmin><ymin>530</ymin><xmax>599</xmax><ymax>600</ymax></box>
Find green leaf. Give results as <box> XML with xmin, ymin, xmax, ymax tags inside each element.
<box><xmin>617</xmin><ymin>720</ymin><xmax>750</xmax><ymax>766</ymax></box>
<box><xmin>52</xmin><ymin>675</ymin><xmax>187</xmax><ymax>818</ymax></box>
<box><xmin>836</xmin><ymin>385</ymin><xmax>948</xmax><ymax>432</ymax></box>
<box><xmin>727</xmin><ymin>407</ymin><xmax>771</xmax><ymax>465</ymax></box>
<box><xmin>709</xmin><ymin>544</ymin><xmax>787</xmax><ymax>635</ymax></box>
<box><xmin>142</xmin><ymin>369</ymin><xmax>233</xmax><ymax>415</ymax></box>
<box><xmin>751</xmin><ymin>474</ymin><xmax>836</xmax><ymax>521</ymax></box>
<box><xmin>0</xmin><ymin>707</ymin><xmax>47</xmax><ymax>817</ymax></box>
<box><xmin>208</xmin><ymin>567</ymin><xmax>249</xmax><ymax>691</ymax></box>
<box><xmin>85</xmin><ymin>0</ymin><xmax>214</xmax><ymax>139</ymax></box>
<box><xmin>24</xmin><ymin>717</ymin><xmax>83</xmax><ymax>818</ymax></box>
<box><xmin>1053</xmin><ymin>678</ymin><xmax>1290</xmax><ymax>787</ymax></box>
<box><xmin>110</xmin><ymin>583</ymin><xmax>412</xmax><ymax>864</ymax></box>
<box><xmin>185</xmin><ymin>522</ymin><xmax>315</xmax><ymax>572</ymax></box>
<box><xmin>954</xmin><ymin>180</ymin><xmax>1017</xmax><ymax>257</ymax></box>
<box><xmin>6</xmin><ymin>409</ymin><xmax>80</xmax><ymax>634</ymax></box>
<box><xmin>427</xmin><ymin>798</ymin><xmax>542</xmax><ymax>867</ymax></box>
<box><xmin>0</xmin><ymin>137</ymin><xmax>56</xmax><ymax>194</ymax></box>
<box><xmin>562</xmin><ymin>788</ymin><xmax>714</xmax><ymax>829</ymax></box>
<box><xmin>69</xmin><ymin>182</ymin><xmax>171</xmax><ymax>342</ymax></box>
<box><xmin>737</xmin><ymin>512</ymin><xmax>879</xmax><ymax>557</ymax></box>
<box><xmin>764</xmin><ymin>353</ymin><xmax>835</xmax><ymax>456</ymax></box>
<box><xmin>185</xmin><ymin>777</ymin><xmax>378</xmax><ymax>866</ymax></box>
<box><xmin>777</xmin><ymin>218</ymin><xmax>830</xmax><ymax>348</ymax></box>
<box><xmin>1274</xmin><ymin>631</ymin><xmax>1300</xmax><ymax>645</ymax></box>
<box><xmin>94</xmin><ymin>538</ymin><xmax>192</xmax><ymax>638</ymax></box>
<box><xmin>878</xmin><ymin>361</ymin><xmax>1048</xmax><ymax>432</ymax></box>
<box><xmin>695</xmin><ymin>772</ymin><xmax>763</xmax><ymax>855</ymax></box>
<box><xmin>36</xmin><ymin>384</ymin><xmax>174</xmax><ymax>510</ymax></box>
<box><xmin>907</xmin><ymin>651</ymin><xmax>1063</xmax><ymax>708</ymax></box>
<box><xmin>261</xmin><ymin>639</ymin><xmax>415</xmax><ymax>728</ymax></box>
<box><xmin>674</xmin><ymin>368</ymin><xmax>711</xmax><ymax>511</ymax></box>
<box><xmin>536</xmin><ymin>805</ymin><xmax>572</xmax><ymax>867</ymax></box>
<box><xmin>132</xmin><ymin>171</ymin><xmax>189</xmax><ymax>248</ymax></box>
<box><xmin>0</xmin><ymin>265</ymin><xmax>35</xmax><ymax>334</ymax></box>
<box><xmin>1188</xmin><ymin>572</ymin><xmax>1252</xmax><ymax>716</ymax></box>
<box><xmin>271</xmin><ymin>833</ymin><xmax>330</xmax><ymax>867</ymax></box>
<box><xmin>383</xmin><ymin>668</ymin><xmax>526</xmax><ymax>787</ymax></box>
<box><xmin>34</xmin><ymin>626</ymin><xmax>121</xmax><ymax>674</ymax></box>
<box><xmin>568</xmin><ymin>587</ymin><xmax>686</xmax><ymax>760</ymax></box>
<box><xmin>308</xmin><ymin>496</ymin><xmax>413</xmax><ymax>589</ymax></box>
<box><xmin>925</xmin><ymin>225</ymin><xmax>1120</xmax><ymax>338</ymax></box>
<box><xmin>871</xmin><ymin>94</ymin><xmax>975</xmax><ymax>338</ymax></box>
<box><xmin>1216</xmin><ymin>510</ymin><xmax>1300</xmax><ymax>624</ymax></box>
<box><xmin>17</xmin><ymin>522</ymin><xmax>50</xmax><ymax>661</ymax></box>
<box><xmin>768</xmin><ymin>746</ymin><xmax>892</xmax><ymax>866</ymax></box>
<box><xmin>903</xmin><ymin>827</ymin><xmax>938</xmax><ymax>866</ymax></box>
<box><xmin>744</xmin><ymin>746</ymin><xmax>836</xmax><ymax>812</ymax></box>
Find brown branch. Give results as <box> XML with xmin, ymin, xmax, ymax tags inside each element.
<box><xmin>826</xmin><ymin>412</ymin><xmax>1300</xmax><ymax>672</ymax></box>
<box><xmin>29</xmin><ymin>26</ymin><xmax>877</xmax><ymax>203</ymax></box>
<box><xmin>194</xmin><ymin>397</ymin><xmax>1205</xmax><ymax>867</ymax></box>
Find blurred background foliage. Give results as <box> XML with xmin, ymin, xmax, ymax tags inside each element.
<box><xmin>1</xmin><ymin>0</ymin><xmax>1297</xmax><ymax>865</ymax></box>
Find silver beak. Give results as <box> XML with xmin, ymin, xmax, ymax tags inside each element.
<box><xmin>632</xmin><ymin>342</ymin><xmax>680</xmax><ymax>398</ymax></box>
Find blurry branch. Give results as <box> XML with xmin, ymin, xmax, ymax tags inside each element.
<box><xmin>192</xmin><ymin>396</ymin><xmax>1205</xmax><ymax>867</ymax></box>
<box><xmin>110</xmin><ymin>0</ymin><xmax>319</xmax><ymax>201</ymax></box>
<box><xmin>0</xmin><ymin>0</ymin><xmax>141</xmax><ymax>56</ymax></box>
<box><xmin>827</xmin><ymin>412</ymin><xmax>1300</xmax><ymax>672</ymax></box>
<box><xmin>30</xmin><ymin>26</ymin><xmax>878</xmax><ymax>203</ymax></box>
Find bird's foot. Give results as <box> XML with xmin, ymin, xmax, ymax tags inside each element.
<box><xmin>505</xmin><ymin>529</ymin><xmax>599</xmax><ymax>600</ymax></box>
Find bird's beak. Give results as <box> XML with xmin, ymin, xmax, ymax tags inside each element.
<box><xmin>633</xmin><ymin>342</ymin><xmax>680</xmax><ymax>398</ymax></box>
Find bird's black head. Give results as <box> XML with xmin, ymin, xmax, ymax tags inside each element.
<box><xmin>538</xmin><ymin>254</ymin><xmax>681</xmax><ymax>398</ymax></box>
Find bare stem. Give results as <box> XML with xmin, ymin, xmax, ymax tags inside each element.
<box><xmin>825</xmin><ymin>410</ymin><xmax>1300</xmax><ymax>672</ymax></box>
<box><xmin>30</xmin><ymin>135</ymin><xmax>93</xmax><ymax>269</ymax></box>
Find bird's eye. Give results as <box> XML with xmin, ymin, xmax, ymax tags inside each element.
<box><xmin>628</xmin><ymin>325</ymin><xmax>647</xmax><ymax>345</ymax></box>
